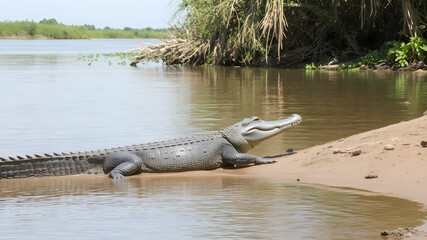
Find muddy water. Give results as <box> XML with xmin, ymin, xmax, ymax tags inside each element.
<box><xmin>0</xmin><ymin>175</ymin><xmax>426</xmax><ymax>240</ymax></box>
<box><xmin>1</xmin><ymin>39</ymin><xmax>427</xmax><ymax>239</ymax></box>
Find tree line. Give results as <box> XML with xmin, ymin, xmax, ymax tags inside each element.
<box><xmin>0</xmin><ymin>18</ymin><xmax>170</xmax><ymax>39</ymax></box>
<box><xmin>131</xmin><ymin>0</ymin><xmax>426</xmax><ymax>69</ymax></box>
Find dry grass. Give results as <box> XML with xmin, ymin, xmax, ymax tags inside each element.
<box><xmin>131</xmin><ymin>0</ymin><xmax>425</xmax><ymax>66</ymax></box>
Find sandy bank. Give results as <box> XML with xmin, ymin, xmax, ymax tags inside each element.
<box><xmin>214</xmin><ymin>114</ymin><xmax>427</xmax><ymax>206</ymax></box>
<box><xmin>136</xmin><ymin>115</ymin><xmax>427</xmax><ymax>206</ymax></box>
<box><xmin>214</xmin><ymin>114</ymin><xmax>427</xmax><ymax>237</ymax></box>
<box><xmin>138</xmin><ymin>114</ymin><xmax>427</xmax><ymax>236</ymax></box>
<box><xmin>134</xmin><ymin>115</ymin><xmax>426</xmax><ymax>202</ymax></box>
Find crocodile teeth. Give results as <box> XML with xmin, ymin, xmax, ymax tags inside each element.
<box><xmin>9</xmin><ymin>157</ymin><xmax>16</xmax><ymax>160</ymax></box>
<box><xmin>53</xmin><ymin>153</ymin><xmax>61</xmax><ymax>156</ymax></box>
<box><xmin>44</xmin><ymin>153</ymin><xmax>52</xmax><ymax>157</ymax></box>
<box><xmin>16</xmin><ymin>156</ymin><xmax>25</xmax><ymax>160</ymax></box>
<box><xmin>26</xmin><ymin>155</ymin><xmax>33</xmax><ymax>158</ymax></box>
<box><xmin>0</xmin><ymin>157</ymin><xmax>6</xmax><ymax>161</ymax></box>
<box><xmin>35</xmin><ymin>154</ymin><xmax>42</xmax><ymax>158</ymax></box>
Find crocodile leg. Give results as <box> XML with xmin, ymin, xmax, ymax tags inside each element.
<box><xmin>103</xmin><ymin>152</ymin><xmax>143</xmax><ymax>179</ymax></box>
<box><xmin>221</xmin><ymin>144</ymin><xmax>276</xmax><ymax>166</ymax></box>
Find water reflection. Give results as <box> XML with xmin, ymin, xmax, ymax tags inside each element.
<box><xmin>1</xmin><ymin>40</ymin><xmax>427</xmax><ymax>239</ymax></box>
<box><xmin>0</xmin><ymin>49</ymin><xmax>426</xmax><ymax>157</ymax></box>
<box><xmin>0</xmin><ymin>176</ymin><xmax>425</xmax><ymax>240</ymax></box>
<box><xmin>161</xmin><ymin>67</ymin><xmax>427</xmax><ymax>155</ymax></box>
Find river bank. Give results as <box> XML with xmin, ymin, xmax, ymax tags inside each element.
<box><xmin>225</xmin><ymin>114</ymin><xmax>427</xmax><ymax>204</ymax></box>
<box><xmin>0</xmin><ymin>21</ymin><xmax>170</xmax><ymax>40</ymax></box>
<box><xmin>220</xmin><ymin>113</ymin><xmax>427</xmax><ymax>237</ymax></box>
<box><xmin>136</xmin><ymin>114</ymin><xmax>427</xmax><ymax>206</ymax></box>
<box><xmin>132</xmin><ymin>114</ymin><xmax>427</xmax><ymax>237</ymax></box>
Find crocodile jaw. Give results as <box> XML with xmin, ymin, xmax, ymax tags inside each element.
<box><xmin>241</xmin><ymin>114</ymin><xmax>302</xmax><ymax>146</ymax></box>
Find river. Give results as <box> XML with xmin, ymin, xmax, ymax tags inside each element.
<box><xmin>0</xmin><ymin>39</ymin><xmax>426</xmax><ymax>239</ymax></box>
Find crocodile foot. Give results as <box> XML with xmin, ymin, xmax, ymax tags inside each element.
<box><xmin>109</xmin><ymin>171</ymin><xmax>125</xmax><ymax>179</ymax></box>
<box><xmin>255</xmin><ymin>158</ymin><xmax>277</xmax><ymax>165</ymax></box>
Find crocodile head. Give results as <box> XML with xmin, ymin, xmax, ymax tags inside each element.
<box><xmin>222</xmin><ymin>114</ymin><xmax>302</xmax><ymax>152</ymax></box>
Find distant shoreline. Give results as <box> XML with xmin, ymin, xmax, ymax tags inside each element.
<box><xmin>0</xmin><ymin>36</ymin><xmax>165</xmax><ymax>40</ymax></box>
<box><xmin>0</xmin><ymin>20</ymin><xmax>170</xmax><ymax>40</ymax></box>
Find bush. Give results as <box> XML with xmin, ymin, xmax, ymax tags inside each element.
<box><xmin>360</xmin><ymin>49</ymin><xmax>387</xmax><ymax>66</ymax></box>
<box><xmin>387</xmin><ymin>37</ymin><xmax>427</xmax><ymax>66</ymax></box>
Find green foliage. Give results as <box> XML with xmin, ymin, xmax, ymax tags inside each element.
<box><xmin>406</xmin><ymin>37</ymin><xmax>427</xmax><ymax>60</ymax></box>
<box><xmin>387</xmin><ymin>37</ymin><xmax>427</xmax><ymax>67</ymax></box>
<box><xmin>84</xmin><ymin>24</ymin><xmax>96</xmax><ymax>30</ymax></box>
<box><xmin>27</xmin><ymin>22</ymin><xmax>37</xmax><ymax>36</ymax></box>
<box><xmin>79</xmin><ymin>52</ymin><xmax>139</xmax><ymax>66</ymax></box>
<box><xmin>39</xmin><ymin>18</ymin><xmax>59</xmax><ymax>24</ymax></box>
<box><xmin>360</xmin><ymin>50</ymin><xmax>386</xmax><ymax>66</ymax></box>
<box><xmin>336</xmin><ymin>63</ymin><xmax>361</xmax><ymax>70</ymax></box>
<box><xmin>203</xmin><ymin>52</ymin><xmax>214</xmax><ymax>66</ymax></box>
<box><xmin>133</xmin><ymin>0</ymin><xmax>426</xmax><ymax>67</ymax></box>
<box><xmin>305</xmin><ymin>62</ymin><xmax>317</xmax><ymax>70</ymax></box>
<box><xmin>0</xmin><ymin>21</ymin><xmax>170</xmax><ymax>39</ymax></box>
<box><xmin>142</xmin><ymin>0</ymin><xmax>287</xmax><ymax>65</ymax></box>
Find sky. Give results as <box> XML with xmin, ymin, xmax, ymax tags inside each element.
<box><xmin>0</xmin><ymin>0</ymin><xmax>178</xmax><ymax>29</ymax></box>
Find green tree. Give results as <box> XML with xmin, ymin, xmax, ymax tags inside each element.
<box><xmin>27</xmin><ymin>22</ymin><xmax>37</xmax><ymax>36</ymax></box>
<box><xmin>39</xmin><ymin>18</ymin><xmax>58</xmax><ymax>24</ymax></box>
<box><xmin>84</xmin><ymin>24</ymin><xmax>96</xmax><ymax>30</ymax></box>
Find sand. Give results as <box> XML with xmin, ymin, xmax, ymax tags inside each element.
<box><xmin>147</xmin><ymin>114</ymin><xmax>427</xmax><ymax>237</ymax></box>
<box><xmin>3</xmin><ymin>114</ymin><xmax>427</xmax><ymax>237</ymax></box>
<box><xmin>137</xmin><ymin>114</ymin><xmax>426</xmax><ymax>208</ymax></box>
<box><xmin>212</xmin><ymin>114</ymin><xmax>427</xmax><ymax>238</ymax></box>
<box><xmin>216</xmin><ymin>114</ymin><xmax>427</xmax><ymax>206</ymax></box>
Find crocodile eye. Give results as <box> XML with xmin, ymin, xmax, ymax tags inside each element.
<box><xmin>253</xmin><ymin>117</ymin><xmax>260</xmax><ymax>122</ymax></box>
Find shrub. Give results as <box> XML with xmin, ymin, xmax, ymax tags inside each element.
<box><xmin>387</xmin><ymin>37</ymin><xmax>427</xmax><ymax>66</ymax></box>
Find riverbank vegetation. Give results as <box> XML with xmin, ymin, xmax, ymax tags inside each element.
<box><xmin>131</xmin><ymin>0</ymin><xmax>426</xmax><ymax>70</ymax></box>
<box><xmin>78</xmin><ymin>52</ymin><xmax>140</xmax><ymax>66</ymax></box>
<box><xmin>308</xmin><ymin>36</ymin><xmax>427</xmax><ymax>70</ymax></box>
<box><xmin>0</xmin><ymin>19</ymin><xmax>170</xmax><ymax>39</ymax></box>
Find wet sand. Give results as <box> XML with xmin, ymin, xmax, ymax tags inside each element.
<box><xmin>130</xmin><ymin>114</ymin><xmax>427</xmax><ymax>237</ymax></box>
<box><xmin>219</xmin><ymin>114</ymin><xmax>427</xmax><ymax>205</ymax></box>
<box><xmin>2</xmin><ymin>114</ymin><xmax>426</xmax><ymax>237</ymax></box>
<box><xmin>217</xmin><ymin>114</ymin><xmax>427</xmax><ymax>237</ymax></box>
<box><xmin>136</xmin><ymin>114</ymin><xmax>427</xmax><ymax>207</ymax></box>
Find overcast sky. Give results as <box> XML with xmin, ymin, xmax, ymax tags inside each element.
<box><xmin>0</xmin><ymin>0</ymin><xmax>178</xmax><ymax>29</ymax></box>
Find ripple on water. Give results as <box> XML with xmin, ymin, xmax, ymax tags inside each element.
<box><xmin>0</xmin><ymin>176</ymin><xmax>425</xmax><ymax>240</ymax></box>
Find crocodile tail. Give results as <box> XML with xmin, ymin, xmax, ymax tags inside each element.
<box><xmin>0</xmin><ymin>152</ymin><xmax>105</xmax><ymax>179</ymax></box>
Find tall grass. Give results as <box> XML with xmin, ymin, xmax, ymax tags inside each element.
<box><xmin>0</xmin><ymin>21</ymin><xmax>170</xmax><ymax>39</ymax></box>
<box><xmin>131</xmin><ymin>0</ymin><xmax>426</xmax><ymax>67</ymax></box>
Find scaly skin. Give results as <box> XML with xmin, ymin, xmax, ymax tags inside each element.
<box><xmin>0</xmin><ymin>115</ymin><xmax>301</xmax><ymax>179</ymax></box>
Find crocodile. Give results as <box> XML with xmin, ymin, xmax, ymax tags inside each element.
<box><xmin>0</xmin><ymin>114</ymin><xmax>302</xmax><ymax>180</ymax></box>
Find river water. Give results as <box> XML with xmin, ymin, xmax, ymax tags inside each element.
<box><xmin>0</xmin><ymin>39</ymin><xmax>426</xmax><ymax>239</ymax></box>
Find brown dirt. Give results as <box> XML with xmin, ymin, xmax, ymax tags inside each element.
<box><xmin>381</xmin><ymin>227</ymin><xmax>427</xmax><ymax>239</ymax></box>
<box><xmin>0</xmin><ymin>35</ymin><xmax>48</xmax><ymax>40</ymax></box>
